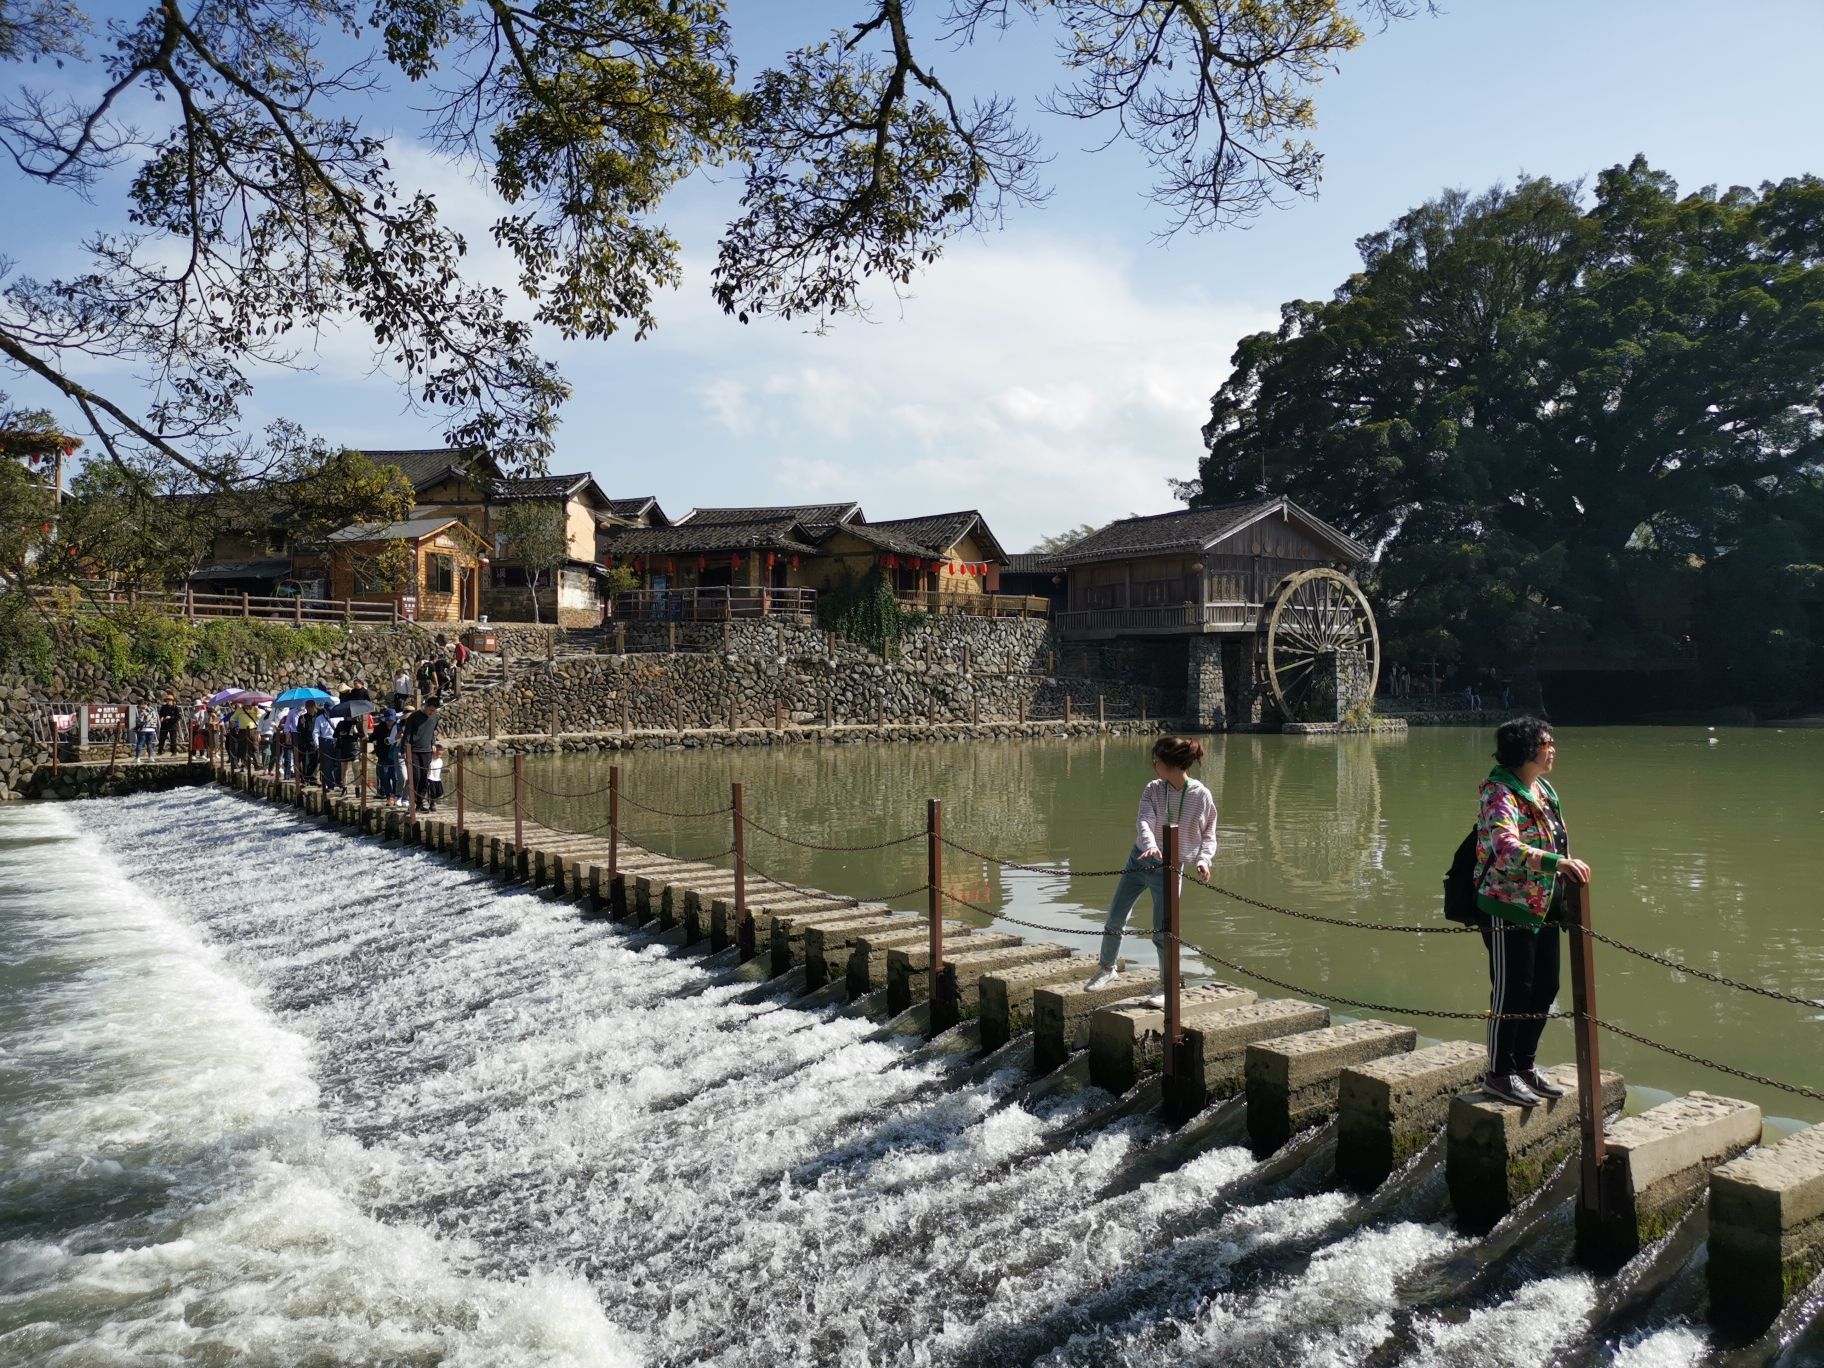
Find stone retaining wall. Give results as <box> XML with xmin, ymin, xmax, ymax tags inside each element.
<box><xmin>439</xmin><ymin>652</ymin><xmax>1164</xmax><ymax>739</ymax></box>
<box><xmin>445</xmin><ymin>719</ymin><xmax>1158</xmax><ymax>755</ymax></box>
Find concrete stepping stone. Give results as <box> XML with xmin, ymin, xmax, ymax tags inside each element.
<box><xmin>804</xmin><ymin>916</ymin><xmax>915</xmax><ymax>990</ymax></box>
<box><xmin>1446</xmin><ymin>1063</ymin><xmax>1626</xmax><ymax>1233</ymax></box>
<box><xmin>926</xmin><ymin>944</ymin><xmax>1073</xmax><ymax>1033</ymax></box>
<box><xmin>1336</xmin><ymin>1040</ymin><xmax>1486</xmax><ymax>1189</ymax></box>
<box><xmin>1088</xmin><ymin>984</ymin><xmax>1263</xmax><ymax>1097</ymax></box>
<box><xmin>1708</xmin><ymin>1120</ymin><xmax>1824</xmax><ymax>1330</ymax></box>
<box><xmin>978</xmin><ymin>957</ymin><xmax>1103</xmax><ymax>1052</ymax></box>
<box><xmin>849</xmin><ymin>926</ymin><xmax>1010</xmax><ymax>999</ymax></box>
<box><xmin>770</xmin><ymin>905</ymin><xmax>893</xmax><ymax>976</ymax></box>
<box><xmin>1242</xmin><ymin>1019</ymin><xmax>1417</xmax><ymax>1152</ymax></box>
<box><xmin>1031</xmin><ymin>975</ymin><xmax>1165</xmax><ymax>1075</ymax></box>
<box><xmin>884</xmin><ymin>935</ymin><xmax>1027</xmax><ymax>1014</ymax></box>
<box><xmin>1574</xmin><ymin>1090</ymin><xmax>1761</xmax><ymax>1269</ymax></box>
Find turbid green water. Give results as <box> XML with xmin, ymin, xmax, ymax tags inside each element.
<box><xmin>493</xmin><ymin>725</ymin><xmax>1824</xmax><ymax>1125</ymax></box>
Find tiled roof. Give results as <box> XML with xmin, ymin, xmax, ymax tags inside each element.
<box><xmin>359</xmin><ymin>447</ymin><xmax>499</xmax><ymax>490</ymax></box>
<box><xmin>1049</xmin><ymin>497</ymin><xmax>1369</xmax><ymax>565</ymax></box>
<box><xmin>680</xmin><ymin>502</ymin><xmax>863</xmax><ymax>531</ymax></box>
<box><xmin>608</xmin><ymin>496</ymin><xmax>669</xmax><ymax>525</ymax></box>
<box><xmin>1004</xmin><ymin>553</ymin><xmax>1062</xmax><ymax>575</ymax></box>
<box><xmin>491</xmin><ymin>472</ymin><xmax>595</xmax><ymax>501</ymax></box>
<box><xmin>328</xmin><ymin>516</ymin><xmax>473</xmax><ymax>543</ymax></box>
<box><xmin>598</xmin><ymin>518</ymin><xmax>821</xmax><ymax>558</ymax></box>
<box><xmin>823</xmin><ymin>522</ymin><xmax>938</xmax><ymax>559</ymax></box>
<box><xmin>868</xmin><ymin>511</ymin><xmax>1007</xmax><ymax>563</ymax></box>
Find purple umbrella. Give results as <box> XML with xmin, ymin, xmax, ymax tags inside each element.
<box><xmin>207</xmin><ymin>687</ymin><xmax>245</xmax><ymax>706</ymax></box>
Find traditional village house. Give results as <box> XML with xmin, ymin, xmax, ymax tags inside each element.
<box><xmin>326</xmin><ymin>516</ymin><xmax>489</xmax><ymax>624</ymax></box>
<box><xmin>1048</xmin><ymin>495</ymin><xmax>1371</xmax><ymax>727</ymax></box>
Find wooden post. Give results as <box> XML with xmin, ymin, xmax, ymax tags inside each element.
<box><xmin>1567</xmin><ymin>877</ymin><xmax>1609</xmax><ymax>1220</ymax></box>
<box><xmin>972</xmin><ymin>698</ymin><xmax>980</xmax><ymax>726</ymax></box>
<box><xmin>925</xmin><ymin>639</ymin><xmax>934</xmax><ymax>671</ymax></box>
<box><xmin>1019</xmin><ymin>697</ymin><xmax>1028</xmax><ymax>725</ymax></box>
<box><xmin>776</xmin><ymin>622</ymin><xmax>785</xmax><ymax>655</ymax></box>
<box><xmin>184</xmin><ymin>585</ymin><xmax>195</xmax><ymax>619</ymax></box>
<box><xmin>877</xmin><ymin>699</ymin><xmax>885</xmax><ymax>730</ymax></box>
<box><xmin>774</xmin><ymin>700</ymin><xmax>784</xmax><ymax>732</ymax></box>
<box><xmin>241</xmin><ymin>590</ymin><xmax>250</xmax><ymax>618</ymax></box>
<box><xmin>455</xmin><ymin>746</ymin><xmax>466</xmax><ymax>849</ymax></box>
<box><xmin>1064</xmin><ymin>694</ymin><xmax>1073</xmax><ymax>724</ymax></box>
<box><xmin>1047</xmin><ymin>650</ymin><xmax>1055</xmax><ymax>674</ymax></box>
<box><xmin>549</xmin><ymin>700</ymin><xmax>559</xmax><ymax>743</ymax></box>
<box><xmin>608</xmin><ymin>763</ymin><xmax>620</xmax><ymax>886</ymax></box>
<box><xmin>1140</xmin><ymin>694</ymin><xmax>1148</xmax><ymax>723</ymax></box>
<box><xmin>616</xmin><ymin>622</ymin><xmax>627</xmax><ymax>655</ymax></box>
<box><xmin>512</xmin><ymin>753</ymin><xmax>525</xmax><ymax>874</ymax></box>
<box><xmin>963</xmin><ymin>642</ymin><xmax>971</xmax><ymax>672</ymax></box>
<box><xmin>675</xmin><ymin>699</ymin><xmax>684</xmax><ymax>734</ymax></box>
<box><xmin>728</xmin><ymin>696</ymin><xmax>738</xmax><ymax>733</ymax></box>
<box><xmin>487</xmin><ymin>696</ymin><xmax>498</xmax><ymax>740</ymax></box>
<box><xmin>732</xmin><ymin>780</ymin><xmax>749</xmax><ymax>957</ymax></box>
<box><xmin>293</xmin><ymin>595</ymin><xmax>301</xmax><ymax>625</ymax></box>
<box><xmin>359</xmin><ymin>736</ymin><xmax>369</xmax><ymax>821</ymax></box>
<box><xmin>723</xmin><ymin>619</ymin><xmax>732</xmax><ymax>653</ymax></box>
<box><xmin>1163</xmin><ymin>821</ymin><xmax>1182</xmax><ymax>1082</ymax></box>
<box><xmin>824</xmin><ymin>698</ymin><xmax>834</xmax><ymax>729</ymax></box>
<box><xmin>622</xmin><ymin>700</ymin><xmax>632</xmax><ymax>736</ymax></box>
<box><xmin>668</xmin><ymin>622</ymin><xmax>677</xmax><ymax>652</ymax></box>
<box><xmin>927</xmin><ymin>797</ymin><xmax>944</xmax><ymax>1011</ymax></box>
<box><xmin>1098</xmin><ymin>695</ymin><xmax>1106</xmax><ymax>724</ymax></box>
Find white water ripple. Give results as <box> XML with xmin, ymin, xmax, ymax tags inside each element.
<box><xmin>0</xmin><ymin>788</ymin><xmax>1749</xmax><ymax>1365</ymax></box>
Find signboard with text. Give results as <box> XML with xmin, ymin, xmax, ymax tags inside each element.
<box><xmin>401</xmin><ymin>595</ymin><xmax>417</xmax><ymax>620</ymax></box>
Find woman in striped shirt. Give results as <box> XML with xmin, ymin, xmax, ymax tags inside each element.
<box><xmin>1085</xmin><ymin>737</ymin><xmax>1219</xmax><ymax>1002</ymax></box>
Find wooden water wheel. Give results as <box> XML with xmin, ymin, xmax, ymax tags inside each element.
<box><xmin>1261</xmin><ymin>568</ymin><xmax>1380</xmax><ymax>723</ymax></box>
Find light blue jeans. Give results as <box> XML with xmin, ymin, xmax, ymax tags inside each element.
<box><xmin>1098</xmin><ymin>846</ymin><xmax>1172</xmax><ymax>970</ymax></box>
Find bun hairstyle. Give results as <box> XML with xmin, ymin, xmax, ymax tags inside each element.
<box><xmin>1151</xmin><ymin>736</ymin><xmax>1205</xmax><ymax>771</ymax></box>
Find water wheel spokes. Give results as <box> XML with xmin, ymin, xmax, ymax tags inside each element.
<box><xmin>1263</xmin><ymin>568</ymin><xmax>1380</xmax><ymax>723</ymax></box>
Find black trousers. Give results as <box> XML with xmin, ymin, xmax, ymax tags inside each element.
<box><xmin>157</xmin><ymin>719</ymin><xmax>179</xmax><ymax>753</ymax></box>
<box><xmin>1482</xmin><ymin>922</ymin><xmax>1561</xmax><ymax>1075</ymax></box>
<box><xmin>410</xmin><ymin>750</ymin><xmax>433</xmax><ymax>808</ymax></box>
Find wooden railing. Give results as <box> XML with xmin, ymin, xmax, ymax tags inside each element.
<box><xmin>609</xmin><ymin>587</ymin><xmax>818</xmax><ymax>622</ymax></box>
<box><xmin>896</xmin><ymin>591</ymin><xmax>1050</xmax><ymax>619</ymax></box>
<box><xmin>1054</xmin><ymin>601</ymin><xmax>1258</xmax><ymax>636</ymax></box>
<box><xmin>27</xmin><ymin>582</ymin><xmax>399</xmax><ymax>624</ymax></box>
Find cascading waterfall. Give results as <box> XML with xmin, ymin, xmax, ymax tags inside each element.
<box><xmin>0</xmin><ymin>788</ymin><xmax>1806</xmax><ymax>1366</ymax></box>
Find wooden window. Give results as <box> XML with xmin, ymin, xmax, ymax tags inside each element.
<box><xmin>1085</xmin><ymin>585</ymin><xmax>1118</xmax><ymax>610</ymax></box>
<box><xmin>1140</xmin><ymin>580</ymin><xmax>1175</xmax><ymax>608</ymax></box>
<box><xmin>426</xmin><ymin>552</ymin><xmax>455</xmax><ymax>595</ymax></box>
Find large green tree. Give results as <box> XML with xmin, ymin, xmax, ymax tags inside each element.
<box><xmin>1182</xmin><ymin>158</ymin><xmax>1824</xmax><ymax>695</ymax></box>
<box><xmin>0</xmin><ymin>0</ymin><xmax>1414</xmax><ymax>496</ymax></box>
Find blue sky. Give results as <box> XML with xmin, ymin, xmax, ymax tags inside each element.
<box><xmin>9</xmin><ymin>1</ymin><xmax>1824</xmax><ymax>548</ymax></box>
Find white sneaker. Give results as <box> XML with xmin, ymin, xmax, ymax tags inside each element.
<box><xmin>1084</xmin><ymin>967</ymin><xmax>1119</xmax><ymax>992</ymax></box>
<box><xmin>1142</xmin><ymin>994</ymin><xmax>1167</xmax><ymax>1009</ymax></box>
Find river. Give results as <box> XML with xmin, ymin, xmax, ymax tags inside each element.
<box><xmin>0</xmin><ymin>727</ymin><xmax>1819</xmax><ymax>1364</ymax></box>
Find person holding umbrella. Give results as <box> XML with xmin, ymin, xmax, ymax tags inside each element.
<box><xmin>402</xmin><ymin>697</ymin><xmax>440</xmax><ymax>810</ymax></box>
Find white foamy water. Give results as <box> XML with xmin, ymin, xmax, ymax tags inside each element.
<box><xmin>0</xmin><ymin>788</ymin><xmax>1779</xmax><ymax>1365</ymax></box>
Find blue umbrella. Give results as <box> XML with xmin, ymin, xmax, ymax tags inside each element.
<box><xmin>273</xmin><ymin>687</ymin><xmax>334</xmax><ymax>704</ymax></box>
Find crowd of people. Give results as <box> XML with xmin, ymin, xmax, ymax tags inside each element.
<box><xmin>139</xmin><ymin>637</ymin><xmax>472</xmax><ymax>812</ymax></box>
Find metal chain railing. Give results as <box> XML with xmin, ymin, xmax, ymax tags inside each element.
<box><xmin>936</xmin><ymin>834</ymin><xmax>1128</xmax><ymax>879</ymax></box>
<box><xmin>616</xmin><ymin>791</ymin><xmax>736</xmax><ymax>820</ymax></box>
<box><xmin>1586</xmin><ymin>929</ymin><xmax>1824</xmax><ymax>1010</ymax></box>
<box><xmin>744</xmin><ymin>815</ymin><xmax>925</xmax><ymax>853</ymax></box>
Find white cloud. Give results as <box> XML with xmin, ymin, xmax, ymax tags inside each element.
<box><xmin>660</xmin><ymin>235</ymin><xmax>1274</xmax><ymax>548</ymax></box>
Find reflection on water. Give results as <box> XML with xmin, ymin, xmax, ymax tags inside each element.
<box><xmin>488</xmin><ymin>727</ymin><xmax>1824</xmax><ymax>1123</ymax></box>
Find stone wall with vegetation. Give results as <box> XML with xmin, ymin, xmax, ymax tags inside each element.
<box><xmin>0</xmin><ymin>615</ymin><xmax>437</xmax><ymax>800</ymax></box>
<box><xmin>440</xmin><ymin>649</ymin><xmax>1163</xmax><ymax>740</ymax></box>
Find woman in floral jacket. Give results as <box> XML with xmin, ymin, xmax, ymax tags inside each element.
<box><xmin>1473</xmin><ymin>717</ymin><xmax>1593</xmax><ymax>1108</ymax></box>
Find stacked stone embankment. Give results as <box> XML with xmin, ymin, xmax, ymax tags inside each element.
<box><xmin>207</xmin><ymin>759</ymin><xmax>1824</xmax><ymax>1332</ymax></box>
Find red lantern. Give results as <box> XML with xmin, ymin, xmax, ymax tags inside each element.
<box><xmin>766</xmin><ymin>552</ymin><xmax>776</xmax><ymax>569</ymax></box>
<box><xmin>732</xmin><ymin>554</ymin><xmax>744</xmax><ymax>570</ymax></box>
<box><xmin>604</xmin><ymin>555</ymin><xmax>615</xmax><ymax>568</ymax></box>
<box><xmin>790</xmin><ymin>555</ymin><xmax>799</xmax><ymax>571</ymax></box>
<box><xmin>698</xmin><ymin>555</ymin><xmax>707</xmax><ymax>572</ymax></box>
<box><xmin>665</xmin><ymin>559</ymin><xmax>676</xmax><ymax>575</ymax></box>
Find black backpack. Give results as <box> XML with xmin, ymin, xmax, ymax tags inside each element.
<box><xmin>1443</xmin><ymin>828</ymin><xmax>1493</xmax><ymax>926</ymax></box>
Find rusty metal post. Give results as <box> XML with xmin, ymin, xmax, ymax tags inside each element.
<box><xmin>927</xmin><ymin>797</ymin><xmax>944</xmax><ymax>1011</ymax></box>
<box><xmin>404</xmin><ymin>743</ymin><xmax>419</xmax><ymax>837</ymax></box>
<box><xmin>1163</xmin><ymin>821</ymin><xmax>1182</xmax><ymax>1082</ymax></box>
<box><xmin>359</xmin><ymin>736</ymin><xmax>369</xmax><ymax>821</ymax></box>
<box><xmin>608</xmin><ymin>763</ymin><xmax>621</xmax><ymax>886</ymax></box>
<box><xmin>455</xmin><ymin>746</ymin><xmax>466</xmax><ymax>851</ymax></box>
<box><xmin>728</xmin><ymin>696</ymin><xmax>738</xmax><ymax>733</ymax></box>
<box><xmin>549</xmin><ymin>700</ymin><xmax>559</xmax><ymax>743</ymax></box>
<box><xmin>732</xmin><ymin>780</ymin><xmax>750</xmax><ymax>958</ymax></box>
<box><xmin>1567</xmin><ymin>876</ymin><xmax>1609</xmax><ymax>1219</ymax></box>
<box><xmin>512</xmin><ymin>752</ymin><xmax>525</xmax><ymax>873</ymax></box>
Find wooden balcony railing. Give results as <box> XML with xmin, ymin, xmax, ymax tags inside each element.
<box><xmin>609</xmin><ymin>587</ymin><xmax>818</xmax><ymax>622</ymax></box>
<box><xmin>26</xmin><ymin>582</ymin><xmax>400</xmax><ymax>624</ymax></box>
<box><xmin>896</xmin><ymin>591</ymin><xmax>1050</xmax><ymax>619</ymax></box>
<box><xmin>1055</xmin><ymin>601</ymin><xmax>1259</xmax><ymax>637</ymax></box>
